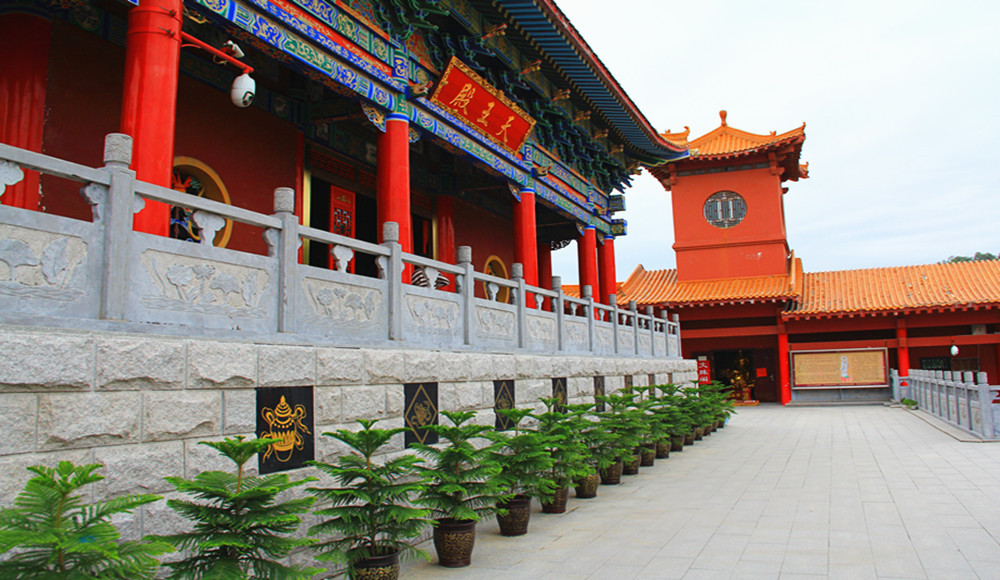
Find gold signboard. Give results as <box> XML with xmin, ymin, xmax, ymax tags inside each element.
<box><xmin>791</xmin><ymin>349</ymin><xmax>888</xmax><ymax>388</ymax></box>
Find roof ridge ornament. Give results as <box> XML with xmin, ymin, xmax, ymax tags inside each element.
<box><xmin>719</xmin><ymin>110</ymin><xmax>727</xmax><ymax>126</ymax></box>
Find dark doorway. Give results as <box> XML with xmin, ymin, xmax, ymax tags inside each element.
<box><xmin>753</xmin><ymin>349</ymin><xmax>778</xmax><ymax>402</ymax></box>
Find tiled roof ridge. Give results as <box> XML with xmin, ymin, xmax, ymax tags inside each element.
<box><xmin>658</xmin><ymin>110</ymin><xmax>805</xmax><ymax>159</ymax></box>
<box><xmin>804</xmin><ymin>259</ymin><xmax>1000</xmax><ymax>277</ymax></box>
<box><xmin>788</xmin><ymin>259</ymin><xmax>1000</xmax><ymax>316</ymax></box>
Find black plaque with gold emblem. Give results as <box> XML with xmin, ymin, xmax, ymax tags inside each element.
<box><xmin>551</xmin><ymin>377</ymin><xmax>567</xmax><ymax>414</ymax></box>
<box><xmin>256</xmin><ymin>386</ymin><xmax>314</xmax><ymax>474</ymax></box>
<box><xmin>404</xmin><ymin>382</ymin><xmax>438</xmax><ymax>447</ymax></box>
<box><xmin>493</xmin><ymin>380</ymin><xmax>515</xmax><ymax>431</ymax></box>
<box><xmin>594</xmin><ymin>376</ymin><xmax>606</xmax><ymax>412</ymax></box>
<box><xmin>624</xmin><ymin>375</ymin><xmax>633</xmax><ymax>390</ymax></box>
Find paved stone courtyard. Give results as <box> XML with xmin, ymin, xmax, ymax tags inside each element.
<box><xmin>403</xmin><ymin>404</ymin><xmax>1000</xmax><ymax>579</ymax></box>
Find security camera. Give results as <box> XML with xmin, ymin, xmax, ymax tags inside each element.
<box><xmin>231</xmin><ymin>73</ymin><xmax>255</xmax><ymax>108</ymax></box>
<box><xmin>222</xmin><ymin>40</ymin><xmax>245</xmax><ymax>59</ymax></box>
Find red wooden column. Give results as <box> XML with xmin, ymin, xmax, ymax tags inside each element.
<box><xmin>538</xmin><ymin>242</ymin><xmax>552</xmax><ymax>288</ymax></box>
<box><xmin>578</xmin><ymin>225</ymin><xmax>599</xmax><ymax>302</ymax></box>
<box><xmin>537</xmin><ymin>241</ymin><xmax>552</xmax><ymax>310</ymax></box>
<box><xmin>377</xmin><ymin>113</ymin><xmax>412</xmax><ymax>279</ymax></box>
<box><xmin>436</xmin><ymin>195</ymin><xmax>455</xmax><ymax>290</ymax></box>
<box><xmin>598</xmin><ymin>234</ymin><xmax>617</xmax><ymax>305</ymax></box>
<box><xmin>0</xmin><ymin>12</ymin><xmax>52</xmax><ymax>210</ymax></box>
<box><xmin>513</xmin><ymin>187</ymin><xmax>538</xmax><ymax>287</ymax></box>
<box><xmin>121</xmin><ymin>0</ymin><xmax>182</xmax><ymax>235</ymax></box>
<box><xmin>896</xmin><ymin>318</ymin><xmax>910</xmax><ymax>387</ymax></box>
<box><xmin>778</xmin><ymin>317</ymin><xmax>791</xmax><ymax>405</ymax></box>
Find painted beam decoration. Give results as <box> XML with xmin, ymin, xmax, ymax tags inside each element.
<box><xmin>430</xmin><ymin>57</ymin><xmax>535</xmax><ymax>155</ymax></box>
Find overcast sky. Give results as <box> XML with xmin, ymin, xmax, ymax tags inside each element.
<box><xmin>550</xmin><ymin>0</ymin><xmax>1000</xmax><ymax>284</ymax></box>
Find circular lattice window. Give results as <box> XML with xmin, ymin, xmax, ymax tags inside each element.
<box><xmin>703</xmin><ymin>191</ymin><xmax>747</xmax><ymax>229</ymax></box>
<box><xmin>170</xmin><ymin>157</ymin><xmax>233</xmax><ymax>247</ymax></box>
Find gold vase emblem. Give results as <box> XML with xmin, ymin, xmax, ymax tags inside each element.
<box><xmin>260</xmin><ymin>396</ymin><xmax>310</xmax><ymax>462</ymax></box>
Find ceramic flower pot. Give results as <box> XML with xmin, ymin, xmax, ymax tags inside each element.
<box><xmin>496</xmin><ymin>495</ymin><xmax>531</xmax><ymax>537</ymax></box>
<box><xmin>574</xmin><ymin>471</ymin><xmax>599</xmax><ymax>499</ymax></box>
<box><xmin>639</xmin><ymin>445</ymin><xmax>656</xmax><ymax>467</ymax></box>
<box><xmin>541</xmin><ymin>486</ymin><xmax>569</xmax><ymax>514</ymax></box>
<box><xmin>622</xmin><ymin>454</ymin><xmax>641</xmax><ymax>475</ymax></box>
<box><xmin>354</xmin><ymin>549</ymin><xmax>400</xmax><ymax>580</ymax></box>
<box><xmin>600</xmin><ymin>460</ymin><xmax>623</xmax><ymax>485</ymax></box>
<box><xmin>433</xmin><ymin>518</ymin><xmax>477</xmax><ymax>568</ymax></box>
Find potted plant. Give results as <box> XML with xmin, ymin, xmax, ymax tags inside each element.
<box><xmin>413</xmin><ymin>410</ymin><xmax>509</xmax><ymax>567</ymax></box>
<box><xmin>632</xmin><ymin>386</ymin><xmax>662</xmax><ymax>466</ymax></box>
<box><xmin>649</xmin><ymin>385</ymin><xmax>682</xmax><ymax>458</ymax></box>
<box><xmin>533</xmin><ymin>398</ymin><xmax>592</xmax><ymax>513</ymax></box>
<box><xmin>0</xmin><ymin>461</ymin><xmax>171</xmax><ymax>579</ymax></box>
<box><xmin>153</xmin><ymin>436</ymin><xmax>322</xmax><ymax>579</ymax></box>
<box><xmin>563</xmin><ymin>402</ymin><xmax>603</xmax><ymax>498</ymax></box>
<box><xmin>599</xmin><ymin>391</ymin><xmax>647</xmax><ymax>476</ymax></box>
<box><xmin>488</xmin><ymin>408</ymin><xmax>557</xmax><ymax>536</ymax></box>
<box><xmin>657</xmin><ymin>384</ymin><xmax>694</xmax><ymax>450</ymax></box>
<box><xmin>308</xmin><ymin>419</ymin><xmax>433</xmax><ymax>579</ymax></box>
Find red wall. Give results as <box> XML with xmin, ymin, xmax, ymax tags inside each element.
<box><xmin>671</xmin><ymin>163</ymin><xmax>789</xmax><ymax>281</ymax></box>
<box><xmin>174</xmin><ymin>76</ymin><xmax>298</xmax><ymax>255</ymax></box>
<box><xmin>41</xmin><ymin>21</ymin><xmax>124</xmax><ymax>221</ymax></box>
<box><xmin>452</xmin><ymin>195</ymin><xmax>514</xmax><ymax>298</ymax></box>
<box><xmin>39</xmin><ymin>20</ymin><xmax>297</xmax><ymax>255</ymax></box>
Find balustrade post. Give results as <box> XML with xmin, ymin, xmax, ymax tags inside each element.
<box><xmin>273</xmin><ymin>187</ymin><xmax>299</xmax><ymax>333</ymax></box>
<box><xmin>382</xmin><ymin>222</ymin><xmax>403</xmax><ymax>340</ymax></box>
<box><xmin>609</xmin><ymin>294</ymin><xmax>619</xmax><ymax>354</ymax></box>
<box><xmin>646</xmin><ymin>306</ymin><xmax>655</xmax><ymax>356</ymax></box>
<box><xmin>658</xmin><ymin>312</ymin><xmax>668</xmax><ymax>357</ymax></box>
<box><xmin>458</xmin><ymin>245</ymin><xmax>474</xmax><ymax>346</ymax></box>
<box><xmin>99</xmin><ymin>133</ymin><xmax>136</xmax><ymax>321</ymax></box>
<box><xmin>552</xmin><ymin>275</ymin><xmax>564</xmax><ymax>351</ymax></box>
<box><xmin>513</xmin><ymin>263</ymin><xmax>527</xmax><ymax>349</ymax></box>
<box><xmin>976</xmin><ymin>372</ymin><xmax>996</xmax><ymax>438</ymax></box>
<box><xmin>629</xmin><ymin>300</ymin><xmax>639</xmax><ymax>356</ymax></box>
<box><xmin>672</xmin><ymin>313</ymin><xmax>681</xmax><ymax>358</ymax></box>
<box><xmin>583</xmin><ymin>284</ymin><xmax>595</xmax><ymax>353</ymax></box>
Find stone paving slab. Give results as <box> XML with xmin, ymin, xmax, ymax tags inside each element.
<box><xmin>402</xmin><ymin>404</ymin><xmax>1000</xmax><ymax>579</ymax></box>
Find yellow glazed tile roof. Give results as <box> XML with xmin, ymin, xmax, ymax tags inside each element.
<box><xmin>619</xmin><ymin>258</ymin><xmax>803</xmax><ymax>307</ymax></box>
<box><xmin>661</xmin><ymin>110</ymin><xmax>806</xmax><ymax>159</ymax></box>
<box><xmin>788</xmin><ymin>260</ymin><xmax>1000</xmax><ymax>317</ymax></box>
<box><xmin>610</xmin><ymin>259</ymin><xmax>1000</xmax><ymax>316</ymax></box>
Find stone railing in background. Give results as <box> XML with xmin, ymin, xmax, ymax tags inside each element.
<box><xmin>0</xmin><ymin>134</ymin><xmax>681</xmax><ymax>358</ymax></box>
<box><xmin>894</xmin><ymin>369</ymin><xmax>1000</xmax><ymax>439</ymax></box>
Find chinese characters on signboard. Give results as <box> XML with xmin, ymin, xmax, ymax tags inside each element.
<box><xmin>430</xmin><ymin>57</ymin><xmax>536</xmax><ymax>154</ymax></box>
<box><xmin>697</xmin><ymin>358</ymin><xmax>711</xmax><ymax>385</ymax></box>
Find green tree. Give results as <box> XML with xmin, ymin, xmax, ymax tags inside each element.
<box><xmin>0</xmin><ymin>461</ymin><xmax>171</xmax><ymax>580</ymax></box>
<box><xmin>308</xmin><ymin>419</ymin><xmax>432</xmax><ymax>578</ymax></box>
<box><xmin>152</xmin><ymin>436</ymin><xmax>322</xmax><ymax>579</ymax></box>
<box><xmin>413</xmin><ymin>410</ymin><xmax>509</xmax><ymax>523</ymax></box>
<box><xmin>944</xmin><ymin>252</ymin><xmax>997</xmax><ymax>263</ymax></box>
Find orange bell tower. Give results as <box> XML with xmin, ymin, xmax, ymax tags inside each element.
<box><xmin>650</xmin><ymin>111</ymin><xmax>808</xmax><ymax>282</ymax></box>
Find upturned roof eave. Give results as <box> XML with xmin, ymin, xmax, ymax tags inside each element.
<box><xmin>495</xmin><ymin>0</ymin><xmax>688</xmax><ymax>162</ymax></box>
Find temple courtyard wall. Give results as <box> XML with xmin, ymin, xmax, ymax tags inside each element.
<box><xmin>0</xmin><ymin>324</ymin><xmax>695</xmax><ymax>540</ymax></box>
